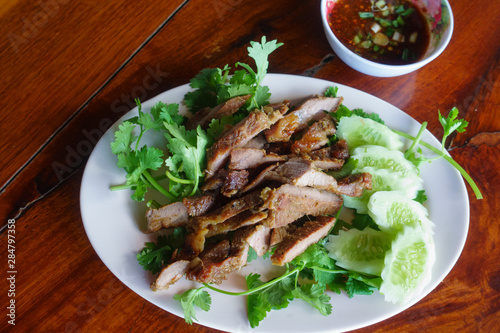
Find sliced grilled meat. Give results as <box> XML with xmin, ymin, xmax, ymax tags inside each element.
<box><xmin>269</xmin><ymin>224</ymin><xmax>298</xmax><ymax>247</ymax></box>
<box><xmin>271</xmin><ymin>216</ymin><xmax>336</xmax><ymax>265</ymax></box>
<box><xmin>290</xmin><ymin>114</ymin><xmax>336</xmax><ymax>154</ymax></box>
<box><xmin>221</xmin><ymin>169</ymin><xmax>250</xmax><ymax>197</ymax></box>
<box><xmin>206</xmin><ymin>210</ymin><xmax>268</xmax><ymax>238</ymax></box>
<box><xmin>183</xmin><ymin>194</ymin><xmax>216</xmax><ymax>217</ymax></box>
<box><xmin>206</xmin><ymin>108</ymin><xmax>283</xmax><ymax>178</ymax></box>
<box><xmin>336</xmin><ymin>172</ymin><xmax>373</xmax><ymax>197</ymax></box>
<box><xmin>146</xmin><ymin>202</ymin><xmax>188</xmax><ymax>233</ymax></box>
<box><xmin>265</xmin><ymin>96</ymin><xmax>343</xmax><ymax>142</ymax></box>
<box><xmin>242</xmin><ymin>224</ymin><xmax>272</xmax><ymax>256</ymax></box>
<box><xmin>151</xmin><ymin>260</ymin><xmax>192</xmax><ymax>291</ymax></box>
<box><xmin>260</xmin><ymin>184</ymin><xmax>343</xmax><ymax>228</ymax></box>
<box><xmin>228</xmin><ymin>148</ymin><xmax>285</xmax><ymax>170</ymax></box>
<box><xmin>186</xmin><ymin>95</ymin><xmax>251</xmax><ymax>130</ymax></box>
<box><xmin>264</xmin><ymin>159</ymin><xmax>371</xmax><ymax>197</ymax></box>
<box><xmin>187</xmin><ymin>229</ymin><xmax>250</xmax><ymax>284</ymax></box>
<box><xmin>194</xmin><ymin>191</ymin><xmax>263</xmax><ymax>228</ymax></box>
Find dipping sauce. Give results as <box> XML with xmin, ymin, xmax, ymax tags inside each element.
<box><xmin>328</xmin><ymin>0</ymin><xmax>430</xmax><ymax>65</ymax></box>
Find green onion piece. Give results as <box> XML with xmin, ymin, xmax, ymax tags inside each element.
<box><xmin>401</xmin><ymin>8</ymin><xmax>415</xmax><ymax>17</ymax></box>
<box><xmin>373</xmin><ymin>45</ymin><xmax>380</xmax><ymax>52</ymax></box>
<box><xmin>375</xmin><ymin>0</ymin><xmax>386</xmax><ymax>8</ymax></box>
<box><xmin>359</xmin><ymin>12</ymin><xmax>375</xmax><ymax>18</ymax></box>
<box><xmin>402</xmin><ymin>48</ymin><xmax>409</xmax><ymax>60</ymax></box>
<box><xmin>385</xmin><ymin>27</ymin><xmax>395</xmax><ymax>37</ymax></box>
<box><xmin>353</xmin><ymin>35</ymin><xmax>361</xmax><ymax>44</ymax></box>
<box><xmin>397</xmin><ymin>15</ymin><xmax>405</xmax><ymax>26</ymax></box>
<box><xmin>395</xmin><ymin>5</ymin><xmax>405</xmax><ymax>14</ymax></box>
<box><xmin>376</xmin><ymin>17</ymin><xmax>392</xmax><ymax>27</ymax></box>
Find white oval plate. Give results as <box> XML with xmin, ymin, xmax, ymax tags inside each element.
<box><xmin>80</xmin><ymin>74</ymin><xmax>469</xmax><ymax>333</ymax></box>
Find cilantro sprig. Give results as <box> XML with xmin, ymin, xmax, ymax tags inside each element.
<box><xmin>184</xmin><ymin>36</ymin><xmax>283</xmax><ymax>115</ymax></box>
<box><xmin>111</xmin><ymin>99</ymin><xmax>210</xmax><ymax>201</ymax></box>
<box><xmin>173</xmin><ymin>236</ymin><xmax>380</xmax><ymax>328</ymax></box>
<box><xmin>137</xmin><ymin>227</ymin><xmax>187</xmax><ymax>274</ymax></box>
<box><xmin>395</xmin><ymin>107</ymin><xmax>482</xmax><ymax>199</ymax></box>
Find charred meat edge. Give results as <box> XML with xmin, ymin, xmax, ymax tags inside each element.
<box><xmin>271</xmin><ymin>216</ymin><xmax>336</xmax><ymax>266</ymax></box>
<box><xmin>265</xmin><ymin>96</ymin><xmax>343</xmax><ymax>142</ymax></box>
<box><xmin>205</xmin><ymin>107</ymin><xmax>283</xmax><ymax>179</ymax></box>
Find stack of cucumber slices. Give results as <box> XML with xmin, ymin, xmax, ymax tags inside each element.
<box><xmin>325</xmin><ymin>115</ymin><xmax>436</xmax><ymax>304</ymax></box>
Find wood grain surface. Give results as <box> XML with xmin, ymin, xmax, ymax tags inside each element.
<box><xmin>1</xmin><ymin>0</ymin><xmax>498</xmax><ymax>332</ymax></box>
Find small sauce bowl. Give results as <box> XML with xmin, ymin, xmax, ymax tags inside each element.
<box><xmin>321</xmin><ymin>0</ymin><xmax>453</xmax><ymax>77</ymax></box>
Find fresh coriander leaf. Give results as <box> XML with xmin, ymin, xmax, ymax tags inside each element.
<box><xmin>331</xmin><ymin>104</ymin><xmax>384</xmax><ymax>124</ymax></box>
<box><xmin>157</xmin><ymin>102</ymin><xmax>185</xmax><ymax>126</ymax></box>
<box><xmin>291</xmin><ymin>283</ymin><xmax>332</xmax><ymax>316</ymax></box>
<box><xmin>246</xmin><ymin>273</ymin><xmax>271</xmax><ymax>328</ymax></box>
<box><xmin>237</xmin><ymin>36</ymin><xmax>283</xmax><ymax>87</ymax></box>
<box><xmin>351</xmin><ymin>212</ymin><xmax>379</xmax><ymax>231</ymax></box>
<box><xmin>352</xmin><ymin>108</ymin><xmax>385</xmax><ymax>124</ymax></box>
<box><xmin>111</xmin><ymin>121</ymin><xmax>137</xmax><ymax>155</ymax></box>
<box><xmin>247</xmin><ymin>247</ymin><xmax>258</xmax><ymax>263</ymax></box>
<box><xmin>206</xmin><ymin>116</ymin><xmax>235</xmax><ymax>142</ymax></box>
<box><xmin>266</xmin><ymin>276</ymin><xmax>294</xmax><ymax>310</ymax></box>
<box><xmin>406</xmin><ymin>147</ymin><xmax>430</xmax><ymax>169</ymax></box>
<box><xmin>184</xmin><ymin>68</ymin><xmax>224</xmax><ymax>112</ymax></box>
<box><xmin>414</xmin><ymin>190</ymin><xmax>428</xmax><ymax>204</ymax></box>
<box><xmin>250</xmin><ymin>85</ymin><xmax>272</xmax><ymax>109</ymax></box>
<box><xmin>327</xmin><ymin>158</ymin><xmax>358</xmax><ymax>179</ymax></box>
<box><xmin>163</xmin><ymin>123</ymin><xmax>209</xmax><ymax>196</ymax></box>
<box><xmin>325</xmin><ymin>86</ymin><xmax>339</xmax><ymax>98</ymax></box>
<box><xmin>174</xmin><ymin>287</ymin><xmax>211</xmax><ymax>324</ymax></box>
<box><xmin>438</xmin><ymin>107</ymin><xmax>468</xmax><ymax>149</ymax></box>
<box><xmin>136</xmin><ymin>228</ymin><xmax>186</xmax><ymax>274</ymax></box>
<box><xmin>344</xmin><ymin>276</ymin><xmax>377</xmax><ymax>298</ymax></box>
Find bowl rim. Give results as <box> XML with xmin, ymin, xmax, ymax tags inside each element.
<box><xmin>320</xmin><ymin>0</ymin><xmax>454</xmax><ymax>71</ymax></box>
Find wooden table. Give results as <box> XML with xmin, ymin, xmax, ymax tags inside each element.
<box><xmin>1</xmin><ymin>0</ymin><xmax>498</xmax><ymax>332</ymax></box>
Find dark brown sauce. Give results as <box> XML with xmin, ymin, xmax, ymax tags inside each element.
<box><xmin>328</xmin><ymin>0</ymin><xmax>430</xmax><ymax>65</ymax></box>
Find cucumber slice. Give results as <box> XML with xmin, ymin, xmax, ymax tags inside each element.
<box><xmin>325</xmin><ymin>228</ymin><xmax>393</xmax><ymax>276</ymax></box>
<box><xmin>351</xmin><ymin>145</ymin><xmax>420</xmax><ymax>178</ymax></box>
<box><xmin>380</xmin><ymin>225</ymin><xmax>435</xmax><ymax>304</ymax></box>
<box><xmin>367</xmin><ymin>191</ymin><xmax>433</xmax><ymax>234</ymax></box>
<box><xmin>337</xmin><ymin>115</ymin><xmax>404</xmax><ymax>151</ymax></box>
<box><xmin>343</xmin><ymin>167</ymin><xmax>424</xmax><ymax>214</ymax></box>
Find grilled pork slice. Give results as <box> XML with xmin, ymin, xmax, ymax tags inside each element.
<box><xmin>206</xmin><ymin>210</ymin><xmax>268</xmax><ymax>238</ymax></box>
<box><xmin>269</xmin><ymin>224</ymin><xmax>298</xmax><ymax>247</ymax></box>
<box><xmin>290</xmin><ymin>114</ymin><xmax>336</xmax><ymax>154</ymax></box>
<box><xmin>146</xmin><ymin>202</ymin><xmax>189</xmax><ymax>233</ymax></box>
<box><xmin>206</xmin><ymin>108</ymin><xmax>283</xmax><ymax>178</ymax></box>
<box><xmin>265</xmin><ymin>159</ymin><xmax>372</xmax><ymax>197</ymax></box>
<box><xmin>261</xmin><ymin>184</ymin><xmax>343</xmax><ymax>228</ymax></box>
<box><xmin>228</xmin><ymin>148</ymin><xmax>286</xmax><ymax>170</ymax></box>
<box><xmin>221</xmin><ymin>169</ymin><xmax>250</xmax><ymax>197</ymax></box>
<box><xmin>182</xmin><ymin>194</ymin><xmax>216</xmax><ymax>217</ymax></box>
<box><xmin>194</xmin><ymin>190</ymin><xmax>264</xmax><ymax>229</ymax></box>
<box><xmin>242</xmin><ymin>224</ymin><xmax>272</xmax><ymax>256</ymax></box>
<box><xmin>336</xmin><ymin>172</ymin><xmax>373</xmax><ymax>197</ymax></box>
<box><xmin>186</xmin><ymin>95</ymin><xmax>251</xmax><ymax>130</ymax></box>
<box><xmin>265</xmin><ymin>96</ymin><xmax>343</xmax><ymax>142</ymax></box>
<box><xmin>187</xmin><ymin>229</ymin><xmax>250</xmax><ymax>284</ymax></box>
<box><xmin>271</xmin><ymin>216</ymin><xmax>336</xmax><ymax>265</ymax></box>
<box><xmin>151</xmin><ymin>260</ymin><xmax>192</xmax><ymax>291</ymax></box>
<box><xmin>241</xmin><ymin>163</ymin><xmax>279</xmax><ymax>193</ymax></box>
